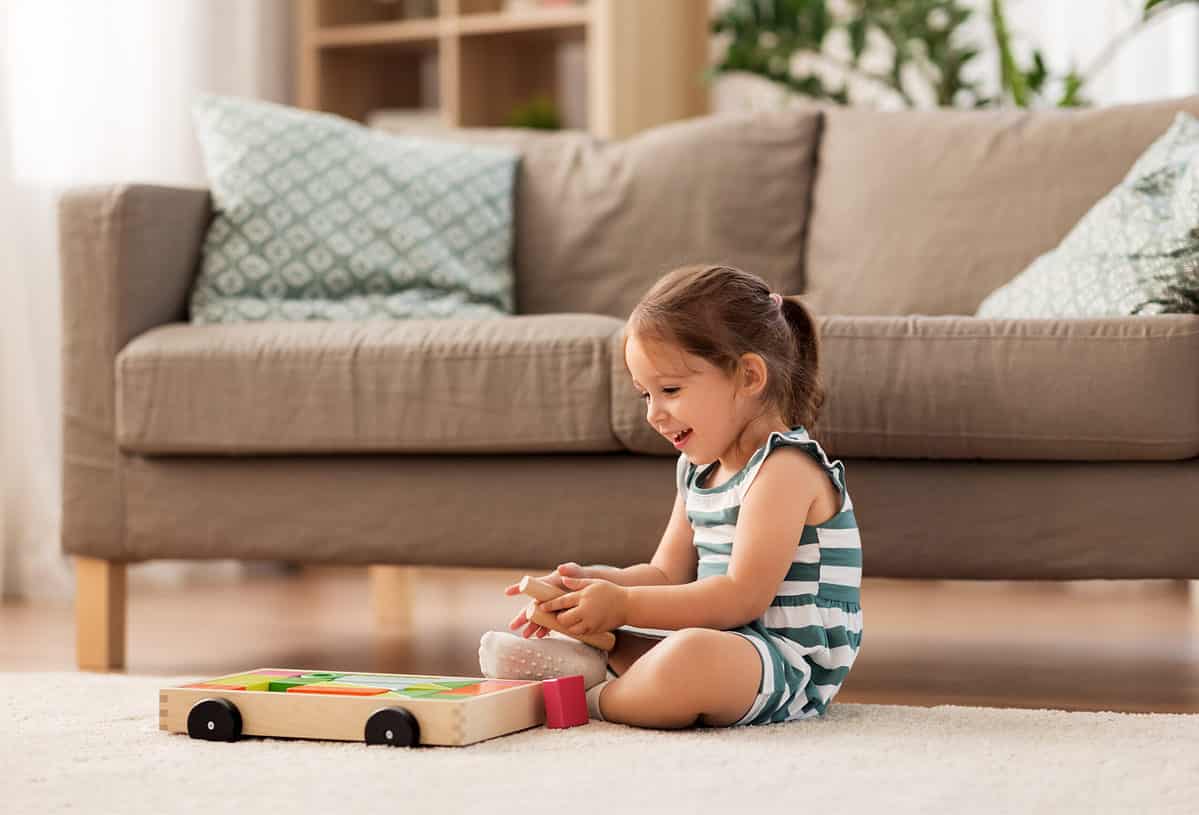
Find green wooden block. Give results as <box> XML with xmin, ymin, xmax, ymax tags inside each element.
<box><xmin>205</xmin><ymin>673</ymin><xmax>276</xmax><ymax>691</ymax></box>
<box><xmin>268</xmin><ymin>678</ymin><xmax>330</xmax><ymax>692</ymax></box>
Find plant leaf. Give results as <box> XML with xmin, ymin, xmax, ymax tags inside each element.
<box><xmin>847</xmin><ymin>17</ymin><xmax>867</xmax><ymax>63</ymax></box>
<box><xmin>990</xmin><ymin>0</ymin><xmax>1028</xmax><ymax>107</ymax></box>
<box><xmin>1144</xmin><ymin>0</ymin><xmax>1199</xmax><ymax>20</ymax></box>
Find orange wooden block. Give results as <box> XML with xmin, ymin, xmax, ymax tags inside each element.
<box><xmin>440</xmin><ymin>680</ymin><xmax>530</xmax><ymax>697</ymax></box>
<box><xmin>287</xmin><ymin>682</ymin><xmax>389</xmax><ymax>697</ymax></box>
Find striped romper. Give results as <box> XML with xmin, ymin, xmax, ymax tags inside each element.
<box><xmin>621</xmin><ymin>426</ymin><xmax>863</xmax><ymax>725</ymax></box>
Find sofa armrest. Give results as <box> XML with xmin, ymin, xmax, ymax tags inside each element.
<box><xmin>59</xmin><ymin>184</ymin><xmax>212</xmax><ymax>559</ymax></box>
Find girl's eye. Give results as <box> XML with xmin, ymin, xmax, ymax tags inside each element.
<box><xmin>639</xmin><ymin>388</ymin><xmax>679</xmax><ymax>400</ymax></box>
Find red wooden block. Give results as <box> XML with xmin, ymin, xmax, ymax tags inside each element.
<box><xmin>541</xmin><ymin>675</ymin><xmax>588</xmax><ymax>729</ymax></box>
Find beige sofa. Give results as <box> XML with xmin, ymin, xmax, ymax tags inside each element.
<box><xmin>61</xmin><ymin>98</ymin><xmax>1199</xmax><ymax>670</ymax></box>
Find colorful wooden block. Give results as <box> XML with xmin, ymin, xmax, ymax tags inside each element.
<box><xmin>541</xmin><ymin>675</ymin><xmax>588</xmax><ymax>729</ymax></box>
<box><xmin>431</xmin><ymin>680</ymin><xmax>523</xmax><ymax>697</ymax></box>
<box><xmin>286</xmin><ymin>682</ymin><xmax>390</xmax><ymax>696</ymax></box>
<box><xmin>203</xmin><ymin>673</ymin><xmax>283</xmax><ymax>691</ymax></box>
<box><xmin>267</xmin><ymin>678</ymin><xmax>329</xmax><ymax>693</ymax></box>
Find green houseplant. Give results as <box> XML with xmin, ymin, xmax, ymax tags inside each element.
<box><xmin>712</xmin><ymin>0</ymin><xmax>1198</xmax><ymax>109</ymax></box>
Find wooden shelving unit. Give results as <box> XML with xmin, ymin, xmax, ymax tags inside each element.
<box><xmin>297</xmin><ymin>0</ymin><xmax>711</xmax><ymax>139</ymax></box>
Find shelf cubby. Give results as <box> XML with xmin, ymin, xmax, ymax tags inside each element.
<box><xmin>298</xmin><ymin>0</ymin><xmax>710</xmax><ymax>138</ymax></box>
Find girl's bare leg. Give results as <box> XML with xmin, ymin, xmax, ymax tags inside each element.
<box><xmin>607</xmin><ymin>631</ymin><xmax>663</xmax><ymax>676</ymax></box>
<box><xmin>597</xmin><ymin>628</ymin><xmax>762</xmax><ymax>729</ymax></box>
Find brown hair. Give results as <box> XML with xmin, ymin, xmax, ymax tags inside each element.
<box><xmin>624</xmin><ymin>264</ymin><xmax>823</xmax><ymax>431</ymax></box>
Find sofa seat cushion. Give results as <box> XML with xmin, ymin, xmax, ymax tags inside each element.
<box><xmin>116</xmin><ymin>315</ymin><xmax>625</xmax><ymax>454</ymax></box>
<box><xmin>612</xmin><ymin>314</ymin><xmax>1199</xmax><ymax>461</ymax></box>
<box><xmin>816</xmin><ymin>314</ymin><xmax>1199</xmax><ymax>460</ymax></box>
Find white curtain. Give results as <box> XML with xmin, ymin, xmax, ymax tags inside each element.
<box><xmin>0</xmin><ymin>0</ymin><xmax>292</xmax><ymax>599</ymax></box>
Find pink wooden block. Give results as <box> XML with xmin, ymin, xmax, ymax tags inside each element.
<box><xmin>541</xmin><ymin>675</ymin><xmax>588</xmax><ymax>729</ymax></box>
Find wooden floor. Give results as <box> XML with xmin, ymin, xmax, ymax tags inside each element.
<box><xmin>2</xmin><ymin>566</ymin><xmax>1196</xmax><ymax>714</ymax></box>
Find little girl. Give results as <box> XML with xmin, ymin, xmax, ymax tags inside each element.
<box><xmin>479</xmin><ymin>264</ymin><xmax>863</xmax><ymax>729</ymax></box>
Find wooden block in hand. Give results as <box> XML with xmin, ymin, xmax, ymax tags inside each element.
<box><xmin>519</xmin><ymin>576</ymin><xmax>616</xmax><ymax>651</ymax></box>
<box><xmin>518</xmin><ymin>575</ymin><xmax>565</xmax><ymax>602</ymax></box>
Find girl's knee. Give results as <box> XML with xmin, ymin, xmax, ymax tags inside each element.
<box><xmin>667</xmin><ymin>627</ymin><xmax>728</xmax><ymax>656</ymax></box>
<box><xmin>643</xmin><ymin>628</ymin><xmax>731</xmax><ymax>677</ymax></box>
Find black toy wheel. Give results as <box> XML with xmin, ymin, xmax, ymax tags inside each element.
<box><xmin>187</xmin><ymin>697</ymin><xmax>242</xmax><ymax>742</ymax></box>
<box><xmin>364</xmin><ymin>706</ymin><xmax>420</xmax><ymax>747</ymax></box>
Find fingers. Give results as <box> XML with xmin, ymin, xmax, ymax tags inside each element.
<box><xmin>557</xmin><ymin>607</ymin><xmax>582</xmax><ymax>629</ymax></box>
<box><xmin>507</xmin><ymin>573</ymin><xmax>579</xmax><ymax>637</ymax></box>
<box><xmin>539</xmin><ymin>592</ymin><xmax>579</xmax><ymax>614</ymax></box>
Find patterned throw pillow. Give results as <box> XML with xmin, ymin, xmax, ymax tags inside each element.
<box><xmin>189</xmin><ymin>94</ymin><xmax>519</xmax><ymax>323</ymax></box>
<box><xmin>976</xmin><ymin>111</ymin><xmax>1199</xmax><ymax>318</ymax></box>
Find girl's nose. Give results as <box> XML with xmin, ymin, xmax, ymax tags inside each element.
<box><xmin>646</xmin><ymin>399</ymin><xmax>667</xmax><ymax>424</ymax></box>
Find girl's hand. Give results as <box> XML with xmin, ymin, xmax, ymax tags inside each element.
<box><xmin>505</xmin><ymin>562</ymin><xmax>586</xmax><ymax>638</ymax></box>
<box><xmin>537</xmin><ymin>576</ymin><xmax>628</xmax><ymax>637</ymax></box>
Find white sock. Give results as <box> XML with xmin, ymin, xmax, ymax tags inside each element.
<box><xmin>478</xmin><ymin>630</ymin><xmax>609</xmax><ymax>689</ymax></box>
<box><xmin>585</xmin><ymin>679</ymin><xmax>610</xmax><ymax>721</ymax></box>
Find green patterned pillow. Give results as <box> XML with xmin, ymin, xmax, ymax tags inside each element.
<box><xmin>189</xmin><ymin>94</ymin><xmax>519</xmax><ymax>323</ymax></box>
<box><xmin>976</xmin><ymin>111</ymin><xmax>1199</xmax><ymax>319</ymax></box>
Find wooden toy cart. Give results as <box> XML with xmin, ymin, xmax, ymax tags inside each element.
<box><xmin>160</xmin><ymin>668</ymin><xmax>545</xmax><ymax>747</ymax></box>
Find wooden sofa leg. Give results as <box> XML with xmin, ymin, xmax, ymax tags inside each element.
<box><xmin>75</xmin><ymin>557</ymin><xmax>126</xmax><ymax>671</ymax></box>
<box><xmin>369</xmin><ymin>565</ymin><xmax>414</xmax><ymax>627</ymax></box>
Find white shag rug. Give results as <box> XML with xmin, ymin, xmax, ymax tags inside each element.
<box><xmin>4</xmin><ymin>672</ymin><xmax>1197</xmax><ymax>815</ymax></box>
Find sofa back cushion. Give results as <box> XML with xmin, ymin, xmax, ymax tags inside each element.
<box><xmin>377</xmin><ymin>111</ymin><xmax>822</xmax><ymax>318</ymax></box>
<box><xmin>802</xmin><ymin>95</ymin><xmax>1199</xmax><ymax>316</ymax></box>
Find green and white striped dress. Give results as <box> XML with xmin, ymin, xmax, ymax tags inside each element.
<box><xmin>622</xmin><ymin>426</ymin><xmax>864</xmax><ymax>725</ymax></box>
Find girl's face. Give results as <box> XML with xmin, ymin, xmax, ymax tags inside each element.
<box><xmin>625</xmin><ymin>333</ymin><xmax>771</xmax><ymax>467</ymax></box>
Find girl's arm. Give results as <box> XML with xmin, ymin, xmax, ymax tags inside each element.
<box><xmin>583</xmin><ymin>489</ymin><xmax>697</xmax><ymax>588</ymax></box>
<box><xmin>624</xmin><ymin>451</ymin><xmax>816</xmax><ymax>630</ymax></box>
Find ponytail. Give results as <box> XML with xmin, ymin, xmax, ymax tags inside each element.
<box><xmin>779</xmin><ymin>296</ymin><xmax>824</xmax><ymax>429</ymax></box>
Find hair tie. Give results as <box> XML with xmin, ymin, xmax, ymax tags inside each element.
<box><xmin>769</xmin><ymin>292</ymin><xmax>783</xmax><ymax>309</ymax></box>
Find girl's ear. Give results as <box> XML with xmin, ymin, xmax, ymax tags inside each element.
<box><xmin>739</xmin><ymin>353</ymin><xmax>769</xmax><ymax>397</ymax></box>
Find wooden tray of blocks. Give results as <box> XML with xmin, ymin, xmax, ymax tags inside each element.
<box><xmin>160</xmin><ymin>668</ymin><xmax>545</xmax><ymax>747</ymax></box>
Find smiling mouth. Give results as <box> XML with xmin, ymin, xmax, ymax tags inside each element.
<box><xmin>670</xmin><ymin>429</ymin><xmax>692</xmax><ymax>444</ymax></box>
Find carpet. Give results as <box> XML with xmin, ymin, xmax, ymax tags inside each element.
<box><xmin>4</xmin><ymin>672</ymin><xmax>1197</xmax><ymax>814</ymax></box>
